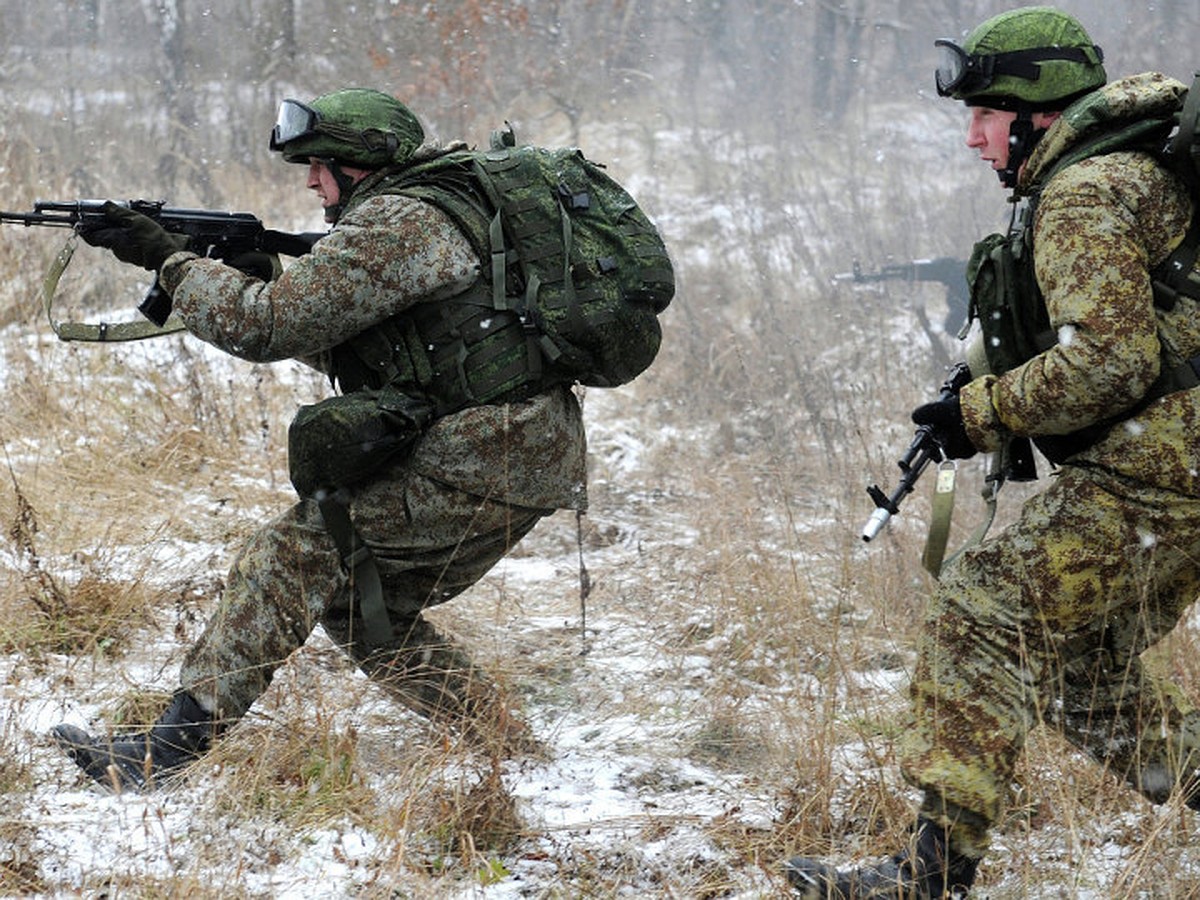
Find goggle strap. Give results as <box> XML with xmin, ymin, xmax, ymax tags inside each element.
<box><xmin>316</xmin><ymin>121</ymin><xmax>399</xmax><ymax>154</ymax></box>
<box><xmin>937</xmin><ymin>40</ymin><xmax>1103</xmax><ymax>97</ymax></box>
<box><xmin>987</xmin><ymin>45</ymin><xmax>1103</xmax><ymax>82</ymax></box>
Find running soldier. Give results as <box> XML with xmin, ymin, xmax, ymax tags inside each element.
<box><xmin>53</xmin><ymin>89</ymin><xmax>589</xmax><ymax>787</ymax></box>
<box><xmin>788</xmin><ymin>7</ymin><xmax>1200</xmax><ymax>897</ymax></box>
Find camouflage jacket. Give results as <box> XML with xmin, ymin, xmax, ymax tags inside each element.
<box><xmin>960</xmin><ymin>73</ymin><xmax>1200</xmax><ymax>497</ymax></box>
<box><xmin>159</xmin><ymin>173</ymin><xmax>588</xmax><ymax>511</ymax></box>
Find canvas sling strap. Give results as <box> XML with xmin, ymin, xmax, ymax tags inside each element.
<box><xmin>921</xmin><ymin>457</ymin><xmax>1003</xmax><ymax>579</ymax></box>
<box><xmin>42</xmin><ymin>234</ymin><xmax>188</xmax><ymax>342</ymax></box>
<box><xmin>921</xmin><ymin>409</ymin><xmax>1034</xmax><ymax>579</ymax></box>
<box><xmin>921</xmin><ymin>460</ymin><xmax>959</xmax><ymax>577</ymax></box>
<box><xmin>315</xmin><ymin>489</ymin><xmax>392</xmax><ymax>649</ymax></box>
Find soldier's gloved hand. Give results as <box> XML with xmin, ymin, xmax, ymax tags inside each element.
<box><xmin>912</xmin><ymin>395</ymin><xmax>977</xmax><ymax>460</ymax></box>
<box><xmin>224</xmin><ymin>250</ymin><xmax>282</xmax><ymax>282</ymax></box>
<box><xmin>77</xmin><ymin>201</ymin><xmax>189</xmax><ymax>271</ymax></box>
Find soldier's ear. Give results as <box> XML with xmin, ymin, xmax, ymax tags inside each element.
<box><xmin>1033</xmin><ymin>110</ymin><xmax>1063</xmax><ymax>129</ymax></box>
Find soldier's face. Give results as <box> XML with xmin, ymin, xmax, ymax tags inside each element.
<box><xmin>307</xmin><ymin>160</ymin><xmax>342</xmax><ymax>219</ymax></box>
<box><xmin>305</xmin><ymin>159</ymin><xmax>372</xmax><ymax>223</ymax></box>
<box><xmin>965</xmin><ymin>107</ymin><xmax>1016</xmax><ymax>175</ymax></box>
<box><xmin>965</xmin><ymin>107</ymin><xmax>1061</xmax><ymax>182</ymax></box>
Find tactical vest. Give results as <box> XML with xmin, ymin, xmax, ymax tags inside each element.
<box><xmin>325</xmin><ymin>158</ymin><xmax>544</xmax><ymax>413</ymax></box>
<box><xmin>965</xmin><ymin>123</ymin><xmax>1200</xmax><ymax>464</ymax></box>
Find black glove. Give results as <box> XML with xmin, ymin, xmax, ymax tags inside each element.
<box><xmin>77</xmin><ymin>201</ymin><xmax>189</xmax><ymax>271</ymax></box>
<box><xmin>911</xmin><ymin>394</ymin><xmax>977</xmax><ymax>460</ymax></box>
<box><xmin>224</xmin><ymin>250</ymin><xmax>282</xmax><ymax>282</ymax></box>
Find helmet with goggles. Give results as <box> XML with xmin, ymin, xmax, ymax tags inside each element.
<box><xmin>269</xmin><ymin>88</ymin><xmax>425</xmax><ymax>168</ymax></box>
<box><xmin>935</xmin><ymin>6</ymin><xmax>1105</xmax><ymax>111</ymax></box>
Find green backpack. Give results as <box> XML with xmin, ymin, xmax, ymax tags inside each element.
<box><xmin>328</xmin><ymin>126</ymin><xmax>675</xmax><ymax>413</ymax></box>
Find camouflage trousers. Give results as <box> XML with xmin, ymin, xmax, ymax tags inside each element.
<box><xmin>178</xmin><ymin>467</ymin><xmax>547</xmax><ymax>731</ymax></box>
<box><xmin>900</xmin><ymin>463</ymin><xmax>1200</xmax><ymax>844</ymax></box>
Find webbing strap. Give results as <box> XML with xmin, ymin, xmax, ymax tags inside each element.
<box><xmin>42</xmin><ymin>235</ymin><xmax>188</xmax><ymax>342</ymax></box>
<box><xmin>922</xmin><ymin>458</ymin><xmax>1002</xmax><ymax>579</ymax></box>
<box><xmin>1151</xmin><ymin>213</ymin><xmax>1200</xmax><ymax>311</ymax></box>
<box><xmin>1187</xmin><ymin>353</ymin><xmax>1200</xmax><ymax>386</ymax></box>
<box><xmin>921</xmin><ymin>461</ymin><xmax>957</xmax><ymax>577</ymax></box>
<box><xmin>949</xmin><ymin>477</ymin><xmax>1000</xmax><ymax>573</ymax></box>
<box><xmin>316</xmin><ymin>492</ymin><xmax>391</xmax><ymax>649</ymax></box>
<box><xmin>488</xmin><ymin>211</ymin><xmax>509</xmax><ymax>310</ymax></box>
<box><xmin>1168</xmin><ymin>71</ymin><xmax>1200</xmax><ymax>184</ymax></box>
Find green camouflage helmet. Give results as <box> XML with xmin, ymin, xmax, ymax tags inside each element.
<box><xmin>935</xmin><ymin>6</ymin><xmax>1105</xmax><ymax>111</ymax></box>
<box><xmin>269</xmin><ymin>88</ymin><xmax>425</xmax><ymax>168</ymax></box>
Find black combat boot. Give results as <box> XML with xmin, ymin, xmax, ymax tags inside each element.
<box><xmin>52</xmin><ymin>690</ymin><xmax>217</xmax><ymax>791</ymax></box>
<box><xmin>785</xmin><ymin>817</ymin><xmax>979</xmax><ymax>899</ymax></box>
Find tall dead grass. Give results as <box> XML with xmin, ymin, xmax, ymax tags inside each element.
<box><xmin>2</xmin><ymin>100</ymin><xmax>1199</xmax><ymax>898</ymax></box>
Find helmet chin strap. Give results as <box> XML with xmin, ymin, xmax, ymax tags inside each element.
<box><xmin>321</xmin><ymin>158</ymin><xmax>360</xmax><ymax>224</ymax></box>
<box><xmin>999</xmin><ymin>109</ymin><xmax>1046</xmax><ymax>189</ymax></box>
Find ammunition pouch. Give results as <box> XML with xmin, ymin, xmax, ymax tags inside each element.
<box><xmin>288</xmin><ymin>386</ymin><xmax>434</xmax><ymax>498</ymax></box>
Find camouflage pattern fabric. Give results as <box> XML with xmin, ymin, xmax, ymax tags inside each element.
<box><xmin>178</xmin><ymin>460</ymin><xmax>550</xmax><ymax>726</ymax></box>
<box><xmin>901</xmin><ymin>464</ymin><xmax>1200</xmax><ymax>839</ymax></box>
<box><xmin>905</xmin><ymin>74</ymin><xmax>1200</xmax><ymax>845</ymax></box>
<box><xmin>157</xmin><ymin>181</ymin><xmax>587</xmax><ymax>735</ymax></box>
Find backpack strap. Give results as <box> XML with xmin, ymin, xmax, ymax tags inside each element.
<box><xmin>1165</xmin><ymin>72</ymin><xmax>1200</xmax><ymax>191</ymax></box>
<box><xmin>1152</xmin><ymin>74</ymin><xmax>1200</xmax><ymax>311</ymax></box>
<box><xmin>1151</xmin><ymin>214</ymin><xmax>1200</xmax><ymax>312</ymax></box>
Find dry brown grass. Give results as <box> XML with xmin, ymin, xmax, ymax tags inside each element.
<box><xmin>2</xmin><ymin>102</ymin><xmax>1200</xmax><ymax>899</ymax></box>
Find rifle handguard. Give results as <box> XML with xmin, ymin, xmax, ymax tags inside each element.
<box><xmin>861</xmin><ymin>361</ymin><xmax>972</xmax><ymax>541</ymax></box>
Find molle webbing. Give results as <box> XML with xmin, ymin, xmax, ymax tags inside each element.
<box><xmin>396</xmin><ymin>141</ymin><xmax>672</xmax><ymax>391</ymax></box>
<box><xmin>473</xmin><ymin>147</ymin><xmax>583</xmax><ymax>370</ymax></box>
<box><xmin>349</xmin><ymin>155</ymin><xmax>548</xmax><ymax>412</ymax></box>
<box><xmin>329</xmin><ymin>298</ymin><xmax>537</xmax><ymax>415</ymax></box>
<box><xmin>328</xmin><ymin>137</ymin><xmax>672</xmax><ymax>407</ymax></box>
<box><xmin>406</xmin><ymin>291</ymin><xmax>539</xmax><ymax>411</ymax></box>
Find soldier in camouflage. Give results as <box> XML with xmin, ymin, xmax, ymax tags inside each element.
<box><xmin>788</xmin><ymin>7</ymin><xmax>1200</xmax><ymax>898</ymax></box>
<box><xmin>53</xmin><ymin>89</ymin><xmax>587</xmax><ymax>790</ymax></box>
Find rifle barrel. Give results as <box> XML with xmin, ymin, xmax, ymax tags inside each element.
<box><xmin>0</xmin><ymin>211</ymin><xmax>77</xmax><ymax>227</ymax></box>
<box><xmin>862</xmin><ymin>505</ymin><xmax>893</xmax><ymax>542</ymax></box>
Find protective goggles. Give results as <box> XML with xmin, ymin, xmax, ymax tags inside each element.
<box><xmin>934</xmin><ymin>39</ymin><xmax>1103</xmax><ymax>97</ymax></box>
<box><xmin>269</xmin><ymin>99</ymin><xmax>321</xmax><ymax>149</ymax></box>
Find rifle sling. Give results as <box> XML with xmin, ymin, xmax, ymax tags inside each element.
<box><xmin>922</xmin><ymin>454</ymin><xmax>1004</xmax><ymax>579</ymax></box>
<box><xmin>42</xmin><ymin>235</ymin><xmax>188</xmax><ymax>342</ymax></box>
<box><xmin>920</xmin><ymin>461</ymin><xmax>957</xmax><ymax>577</ymax></box>
<box><xmin>316</xmin><ymin>491</ymin><xmax>392</xmax><ymax>650</ymax></box>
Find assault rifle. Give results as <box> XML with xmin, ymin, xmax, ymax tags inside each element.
<box><xmin>862</xmin><ymin>361</ymin><xmax>973</xmax><ymax>542</ymax></box>
<box><xmin>1</xmin><ymin>199</ymin><xmax>324</xmax><ymax>328</ymax></box>
<box><xmin>835</xmin><ymin>257</ymin><xmax>969</xmax><ymax>334</ymax></box>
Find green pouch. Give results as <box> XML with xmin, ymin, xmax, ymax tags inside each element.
<box><xmin>288</xmin><ymin>386</ymin><xmax>433</xmax><ymax>497</ymax></box>
<box><xmin>966</xmin><ymin>229</ymin><xmax>1053</xmax><ymax>378</ymax></box>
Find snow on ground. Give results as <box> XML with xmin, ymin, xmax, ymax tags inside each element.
<box><xmin>5</xmin><ymin>114</ymin><xmax>1200</xmax><ymax>897</ymax></box>
<box><xmin>0</xmin><ymin>499</ymin><xmax>784</xmax><ymax>897</ymax></box>
<box><xmin>0</xmin><ymin>331</ymin><xmax>795</xmax><ymax>896</ymax></box>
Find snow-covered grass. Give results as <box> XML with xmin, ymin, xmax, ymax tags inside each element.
<box><xmin>3</xmin><ymin>107</ymin><xmax>1200</xmax><ymax>900</ymax></box>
